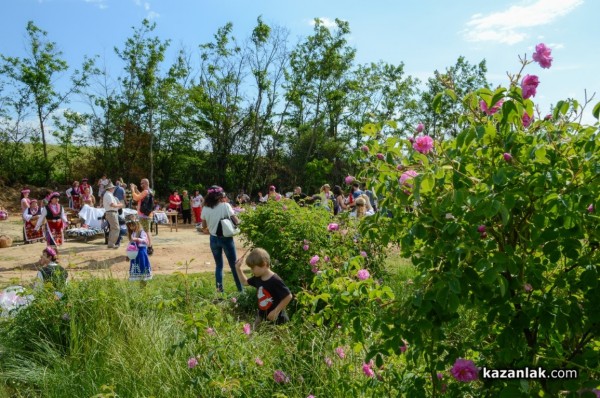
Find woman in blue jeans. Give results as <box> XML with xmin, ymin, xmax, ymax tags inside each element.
<box><xmin>201</xmin><ymin>186</ymin><xmax>243</xmax><ymax>292</ymax></box>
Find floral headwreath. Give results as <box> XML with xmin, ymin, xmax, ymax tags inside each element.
<box><xmin>44</xmin><ymin>247</ymin><xmax>57</xmax><ymax>258</ymax></box>
<box><xmin>207</xmin><ymin>187</ymin><xmax>223</xmax><ymax>194</ymax></box>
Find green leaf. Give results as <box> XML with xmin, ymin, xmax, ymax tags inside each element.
<box><xmin>432</xmin><ymin>92</ymin><xmax>443</xmax><ymax>114</ymax></box>
<box><xmin>420</xmin><ymin>174</ymin><xmax>435</xmax><ymax>193</ymax></box>
<box><xmin>444</xmin><ymin>88</ymin><xmax>457</xmax><ymax>101</ymax></box>
<box><xmin>593</xmin><ymin>101</ymin><xmax>600</xmax><ymax>120</ymax></box>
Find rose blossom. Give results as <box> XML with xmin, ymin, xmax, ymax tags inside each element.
<box><xmin>345</xmin><ymin>175</ymin><xmax>355</xmax><ymax>185</ymax></box>
<box><xmin>357</xmin><ymin>269</ymin><xmax>370</xmax><ymax>280</ymax></box>
<box><xmin>361</xmin><ymin>145</ymin><xmax>369</xmax><ymax>153</ymax></box>
<box><xmin>416</xmin><ymin>122</ymin><xmax>424</xmax><ymax>133</ymax></box>
<box><xmin>310</xmin><ymin>255</ymin><xmax>320</xmax><ymax>266</ymax></box>
<box><xmin>521</xmin><ymin>74</ymin><xmax>539</xmax><ymax>99</ymax></box>
<box><xmin>376</xmin><ymin>153</ymin><xmax>385</xmax><ymax>160</ymax></box>
<box><xmin>532</xmin><ymin>43</ymin><xmax>553</xmax><ymax>69</ymax></box>
<box><xmin>477</xmin><ymin>225</ymin><xmax>486</xmax><ymax>233</ymax></box>
<box><xmin>324</xmin><ymin>256</ymin><xmax>330</xmax><ymax>262</ymax></box>
<box><xmin>335</xmin><ymin>346</ymin><xmax>346</xmax><ymax>359</ymax></box>
<box><xmin>187</xmin><ymin>357</ymin><xmax>198</xmax><ymax>369</ymax></box>
<box><xmin>522</xmin><ymin>112</ymin><xmax>533</xmax><ymax>128</ymax></box>
<box><xmin>324</xmin><ymin>357</ymin><xmax>333</xmax><ymax>367</ymax></box>
<box><xmin>479</xmin><ymin>99</ymin><xmax>503</xmax><ymax>115</ymax></box>
<box><xmin>523</xmin><ymin>283</ymin><xmax>533</xmax><ymax>293</ymax></box>
<box><xmin>362</xmin><ymin>362</ymin><xmax>375</xmax><ymax>378</ymax></box>
<box><xmin>587</xmin><ymin>204</ymin><xmax>594</xmax><ymax>213</ymax></box>
<box><xmin>413</xmin><ymin>135</ymin><xmax>434</xmax><ymax>154</ymax></box>
<box><xmin>503</xmin><ymin>153</ymin><xmax>512</xmax><ymax>162</ymax></box>
<box><xmin>360</xmin><ymin>251</ymin><xmax>368</xmax><ymax>258</ymax></box>
<box><xmin>450</xmin><ymin>358</ymin><xmax>479</xmax><ymax>382</ymax></box>
<box><xmin>303</xmin><ymin>244</ymin><xmax>309</xmax><ymax>251</ymax></box>
<box><xmin>328</xmin><ymin>223</ymin><xmax>339</xmax><ymax>231</ymax></box>
<box><xmin>273</xmin><ymin>370</ymin><xmax>290</xmax><ymax>384</ymax></box>
<box><xmin>231</xmin><ymin>297</ymin><xmax>237</xmax><ymax>304</ymax></box>
<box><xmin>399</xmin><ymin>170</ymin><xmax>418</xmax><ymax>186</ymax></box>
<box><xmin>206</xmin><ymin>327</ymin><xmax>215</xmax><ymax>335</ymax></box>
<box><xmin>243</xmin><ymin>323</ymin><xmax>251</xmax><ymax>335</ymax></box>
<box><xmin>255</xmin><ymin>357</ymin><xmax>264</xmax><ymax>366</ymax></box>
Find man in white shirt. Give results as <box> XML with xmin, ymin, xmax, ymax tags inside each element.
<box><xmin>103</xmin><ymin>182</ymin><xmax>123</xmax><ymax>249</ymax></box>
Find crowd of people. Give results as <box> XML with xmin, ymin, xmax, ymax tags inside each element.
<box><xmin>16</xmin><ymin>177</ymin><xmax>379</xmax><ymax>327</ymax></box>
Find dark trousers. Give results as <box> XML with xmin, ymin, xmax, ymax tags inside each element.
<box><xmin>182</xmin><ymin>209</ymin><xmax>192</xmax><ymax>224</ymax></box>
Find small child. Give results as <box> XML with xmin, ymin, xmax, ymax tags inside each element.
<box><xmin>36</xmin><ymin>247</ymin><xmax>68</xmax><ymax>290</ymax></box>
<box><xmin>235</xmin><ymin>248</ymin><xmax>292</xmax><ymax>326</ymax></box>
<box><xmin>126</xmin><ymin>219</ymin><xmax>152</xmax><ymax>282</ymax></box>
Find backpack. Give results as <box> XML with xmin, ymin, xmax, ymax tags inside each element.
<box><xmin>140</xmin><ymin>191</ymin><xmax>154</xmax><ymax>216</ymax></box>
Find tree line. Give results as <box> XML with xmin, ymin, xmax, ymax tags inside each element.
<box><xmin>0</xmin><ymin>18</ymin><xmax>488</xmax><ymax>198</ymax></box>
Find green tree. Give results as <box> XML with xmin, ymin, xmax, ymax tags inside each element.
<box><xmin>284</xmin><ymin>18</ymin><xmax>356</xmax><ymax>187</ymax></box>
<box><xmin>0</xmin><ymin>21</ymin><xmax>95</xmax><ymax>181</ymax></box>
<box><xmin>419</xmin><ymin>56</ymin><xmax>488</xmax><ymax>139</ymax></box>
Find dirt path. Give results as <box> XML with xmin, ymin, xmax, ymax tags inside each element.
<box><xmin>0</xmin><ymin>215</ymin><xmax>250</xmax><ymax>286</ymax></box>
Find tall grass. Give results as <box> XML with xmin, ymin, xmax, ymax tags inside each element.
<box><xmin>0</xmin><ymin>260</ymin><xmax>415</xmax><ymax>397</ymax></box>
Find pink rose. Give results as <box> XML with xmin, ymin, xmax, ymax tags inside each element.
<box><xmin>587</xmin><ymin>204</ymin><xmax>594</xmax><ymax>213</ymax></box>
<box><xmin>345</xmin><ymin>175</ymin><xmax>355</xmax><ymax>185</ymax></box>
<box><xmin>328</xmin><ymin>223</ymin><xmax>339</xmax><ymax>231</ymax></box>
<box><xmin>450</xmin><ymin>358</ymin><xmax>479</xmax><ymax>382</ymax></box>
<box><xmin>361</xmin><ymin>145</ymin><xmax>369</xmax><ymax>153</ymax></box>
<box><xmin>360</xmin><ymin>251</ymin><xmax>368</xmax><ymax>258</ymax></box>
<box><xmin>532</xmin><ymin>43</ymin><xmax>553</xmax><ymax>69</ymax></box>
<box><xmin>273</xmin><ymin>370</ymin><xmax>290</xmax><ymax>384</ymax></box>
<box><xmin>324</xmin><ymin>255</ymin><xmax>330</xmax><ymax>262</ymax></box>
<box><xmin>416</xmin><ymin>122</ymin><xmax>424</xmax><ymax>133</ymax></box>
<box><xmin>523</xmin><ymin>283</ymin><xmax>533</xmax><ymax>292</ymax></box>
<box><xmin>335</xmin><ymin>346</ymin><xmax>346</xmax><ymax>359</ymax></box>
<box><xmin>376</xmin><ymin>153</ymin><xmax>385</xmax><ymax>160</ymax></box>
<box><xmin>477</xmin><ymin>225</ymin><xmax>486</xmax><ymax>233</ymax></box>
<box><xmin>303</xmin><ymin>244</ymin><xmax>309</xmax><ymax>251</ymax></box>
<box><xmin>521</xmin><ymin>74</ymin><xmax>539</xmax><ymax>99</ymax></box>
<box><xmin>362</xmin><ymin>362</ymin><xmax>375</xmax><ymax>378</ymax></box>
<box><xmin>396</xmin><ymin>164</ymin><xmax>404</xmax><ymax>171</ymax></box>
<box><xmin>324</xmin><ymin>357</ymin><xmax>333</xmax><ymax>367</ymax></box>
<box><xmin>243</xmin><ymin>323</ymin><xmax>251</xmax><ymax>335</ymax></box>
<box><xmin>357</xmin><ymin>269</ymin><xmax>370</xmax><ymax>280</ymax></box>
<box><xmin>206</xmin><ymin>327</ymin><xmax>215</xmax><ymax>335</ymax></box>
<box><xmin>187</xmin><ymin>357</ymin><xmax>198</xmax><ymax>369</ymax></box>
<box><xmin>503</xmin><ymin>153</ymin><xmax>512</xmax><ymax>162</ymax></box>
<box><xmin>399</xmin><ymin>170</ymin><xmax>418</xmax><ymax>186</ymax></box>
<box><xmin>413</xmin><ymin>136</ymin><xmax>434</xmax><ymax>154</ymax></box>
<box><xmin>255</xmin><ymin>357</ymin><xmax>264</xmax><ymax>366</ymax></box>
<box><xmin>310</xmin><ymin>255</ymin><xmax>320</xmax><ymax>266</ymax></box>
<box><xmin>522</xmin><ymin>112</ymin><xmax>532</xmax><ymax>128</ymax></box>
<box><xmin>480</xmin><ymin>99</ymin><xmax>503</xmax><ymax>115</ymax></box>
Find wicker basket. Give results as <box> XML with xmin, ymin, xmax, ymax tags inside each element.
<box><xmin>0</xmin><ymin>235</ymin><xmax>13</xmax><ymax>248</ymax></box>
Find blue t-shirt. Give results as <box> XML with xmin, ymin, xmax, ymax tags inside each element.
<box><xmin>352</xmin><ymin>189</ymin><xmax>363</xmax><ymax>199</ymax></box>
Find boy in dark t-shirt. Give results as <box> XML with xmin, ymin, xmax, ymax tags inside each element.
<box><xmin>235</xmin><ymin>248</ymin><xmax>292</xmax><ymax>326</ymax></box>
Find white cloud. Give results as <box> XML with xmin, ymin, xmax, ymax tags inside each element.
<box><xmin>133</xmin><ymin>0</ymin><xmax>159</xmax><ymax>19</ymax></box>
<box><xmin>309</xmin><ymin>17</ymin><xmax>342</xmax><ymax>29</ymax></box>
<box><xmin>463</xmin><ymin>0</ymin><xmax>583</xmax><ymax>44</ymax></box>
<box><xmin>84</xmin><ymin>0</ymin><xmax>108</xmax><ymax>9</ymax></box>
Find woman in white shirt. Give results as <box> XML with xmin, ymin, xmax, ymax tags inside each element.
<box><xmin>201</xmin><ymin>186</ymin><xmax>242</xmax><ymax>293</ymax></box>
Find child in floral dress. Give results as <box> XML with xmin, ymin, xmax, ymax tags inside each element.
<box><xmin>126</xmin><ymin>219</ymin><xmax>152</xmax><ymax>282</ymax></box>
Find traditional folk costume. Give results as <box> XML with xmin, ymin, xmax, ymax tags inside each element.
<box><xmin>67</xmin><ymin>183</ymin><xmax>82</xmax><ymax>211</ymax></box>
<box><xmin>20</xmin><ymin>189</ymin><xmax>31</xmax><ymax>213</ymax></box>
<box><xmin>34</xmin><ymin>193</ymin><xmax>68</xmax><ymax>247</ymax></box>
<box><xmin>22</xmin><ymin>200</ymin><xmax>44</xmax><ymax>243</ymax></box>
<box><xmin>129</xmin><ymin>230</ymin><xmax>152</xmax><ymax>281</ymax></box>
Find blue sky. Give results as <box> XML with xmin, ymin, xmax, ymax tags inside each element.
<box><xmin>2</xmin><ymin>0</ymin><xmax>599</xmax><ymax>123</ymax></box>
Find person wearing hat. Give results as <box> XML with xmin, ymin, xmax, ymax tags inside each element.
<box><xmin>103</xmin><ymin>181</ymin><xmax>124</xmax><ymax>249</ymax></box>
<box><xmin>23</xmin><ymin>198</ymin><xmax>44</xmax><ymax>243</ymax></box>
<box><xmin>80</xmin><ymin>178</ymin><xmax>93</xmax><ymax>197</ymax></box>
<box><xmin>267</xmin><ymin>185</ymin><xmax>282</xmax><ymax>201</ymax></box>
<box><xmin>34</xmin><ymin>192</ymin><xmax>68</xmax><ymax>248</ymax></box>
<box><xmin>20</xmin><ymin>188</ymin><xmax>31</xmax><ymax>213</ymax></box>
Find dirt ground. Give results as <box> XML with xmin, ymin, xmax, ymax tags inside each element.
<box><xmin>0</xmin><ymin>214</ymin><xmax>249</xmax><ymax>287</ymax></box>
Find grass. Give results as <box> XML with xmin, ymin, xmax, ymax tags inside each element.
<box><xmin>0</xmin><ymin>258</ymin><xmax>416</xmax><ymax>397</ymax></box>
